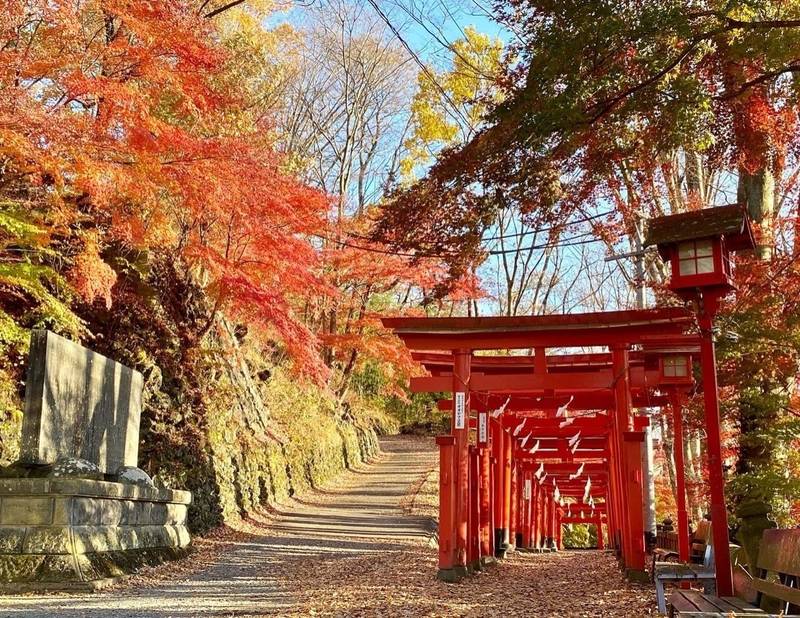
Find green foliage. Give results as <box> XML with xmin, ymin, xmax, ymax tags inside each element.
<box><xmin>561</xmin><ymin>523</ymin><xmax>598</xmax><ymax>549</ymax></box>
<box><xmin>205</xmin><ymin>361</ymin><xmax>382</xmax><ymax>527</ymax></box>
<box><xmin>0</xmin><ymin>200</ymin><xmax>86</xmax><ymax>462</ymax></box>
<box><xmin>716</xmin><ymin>284</ymin><xmax>800</xmax><ymax>521</ymax></box>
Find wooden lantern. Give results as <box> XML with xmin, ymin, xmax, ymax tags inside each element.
<box><xmin>659</xmin><ymin>353</ymin><xmax>692</xmax><ymax>385</ymax></box>
<box><xmin>644</xmin><ymin>205</ymin><xmax>755</xmax><ymax>300</ymax></box>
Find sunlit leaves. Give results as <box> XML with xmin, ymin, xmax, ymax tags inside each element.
<box><xmin>0</xmin><ymin>0</ymin><xmax>329</xmax><ymax>375</ymax></box>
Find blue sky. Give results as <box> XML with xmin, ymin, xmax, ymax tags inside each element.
<box><xmin>271</xmin><ymin>0</ymin><xmax>509</xmax><ymax>65</ymax></box>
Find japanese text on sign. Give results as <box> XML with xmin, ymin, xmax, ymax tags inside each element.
<box><xmin>455</xmin><ymin>392</ymin><xmax>466</xmax><ymax>429</ymax></box>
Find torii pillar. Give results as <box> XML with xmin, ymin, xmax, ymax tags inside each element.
<box><xmin>478</xmin><ymin>432</ymin><xmax>493</xmax><ymax>565</ymax></box>
<box><xmin>492</xmin><ymin>419</ymin><xmax>506</xmax><ymax>557</ymax></box>
<box><xmin>611</xmin><ymin>347</ymin><xmax>631</xmax><ymax>557</ymax></box>
<box><xmin>444</xmin><ymin>349</ymin><xmax>471</xmax><ymax>581</ymax></box>
<box><xmin>612</xmin><ymin>345</ymin><xmax>647</xmax><ymax>580</ymax></box>
<box><xmin>623</xmin><ymin>431</ymin><xmax>647</xmax><ymax>579</ymax></box>
<box><xmin>509</xmin><ymin>460</ymin><xmax>519</xmax><ymax>550</ymax></box>
<box><xmin>668</xmin><ymin>388</ymin><xmax>691</xmax><ymax>563</ymax></box>
<box><xmin>502</xmin><ymin>426</ymin><xmax>513</xmax><ymax>551</ymax></box>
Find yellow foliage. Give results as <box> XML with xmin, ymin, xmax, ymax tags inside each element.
<box><xmin>400</xmin><ymin>27</ymin><xmax>504</xmax><ymax>182</ymax></box>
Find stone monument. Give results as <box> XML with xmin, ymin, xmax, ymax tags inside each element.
<box><xmin>0</xmin><ymin>330</ymin><xmax>192</xmax><ymax>591</ymax></box>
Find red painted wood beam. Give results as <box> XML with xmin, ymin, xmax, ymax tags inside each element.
<box><xmin>517</xmin><ymin>448</ymin><xmax>611</xmax><ymax>460</ymax></box>
<box><xmin>561</xmin><ymin>518</ymin><xmax>603</xmax><ymax>525</ymax></box>
<box><xmin>411</xmin><ymin>367</ymin><xmax>662</xmax><ymax>393</ymax></box>
<box><xmin>438</xmin><ymin>392</ymin><xmax>670</xmax><ymax>412</ymax></box>
<box><xmin>522</xmin><ymin>462</ymin><xmax>609</xmax><ymax>474</ymax></box>
<box><xmin>504</xmin><ymin>415</ymin><xmax>611</xmax><ymax>432</ymax></box>
<box><xmin>382</xmin><ymin>308</ymin><xmax>693</xmax><ymax>351</ymax></box>
<box><xmin>563</xmin><ymin>504</ymin><xmax>607</xmax><ymax>512</ymax></box>
<box><xmin>392</xmin><ymin>324</ymin><xmax>691</xmax><ymax>351</ymax></box>
<box><xmin>541</xmin><ymin>479</ymin><xmax>609</xmax><ymax>488</ymax></box>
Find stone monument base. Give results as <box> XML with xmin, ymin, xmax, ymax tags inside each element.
<box><xmin>0</xmin><ymin>478</ymin><xmax>192</xmax><ymax>591</ymax></box>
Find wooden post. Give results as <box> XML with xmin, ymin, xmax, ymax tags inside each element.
<box><xmin>489</xmin><ymin>451</ymin><xmax>496</xmax><ymax>557</ymax></box>
<box><xmin>556</xmin><ymin>506</ymin><xmax>563</xmax><ymax>550</ymax></box>
<box><xmin>698</xmin><ymin>307</ymin><xmax>734</xmax><ymax>597</ymax></box>
<box><xmin>468</xmin><ymin>446</ymin><xmax>480</xmax><ymax>569</ymax></box>
<box><xmin>623</xmin><ymin>431</ymin><xmax>647</xmax><ymax>578</ymax></box>
<box><xmin>510</xmin><ymin>460</ymin><xmax>519</xmax><ymax>549</ymax></box>
<box><xmin>596</xmin><ymin>516</ymin><xmax>605</xmax><ymax>549</ymax></box>
<box><xmin>612</xmin><ymin>346</ymin><xmax>633</xmax><ymax>565</ymax></box>
<box><xmin>606</xmin><ymin>438</ymin><xmax>621</xmax><ymax>552</ymax></box>
<box><xmin>436</xmin><ymin>435</ymin><xmax>456</xmax><ymax>579</ymax></box>
<box><xmin>502</xmin><ymin>425</ymin><xmax>512</xmax><ymax>552</ymax></box>
<box><xmin>542</xmin><ymin>489</ymin><xmax>550</xmax><ymax>548</ymax></box>
<box><xmin>479</xmin><ymin>446</ymin><xmax>492</xmax><ymax>562</ymax></box>
<box><xmin>492</xmin><ymin>419</ymin><xmax>505</xmax><ymax>557</ymax></box>
<box><xmin>522</xmin><ymin>473</ymin><xmax>532</xmax><ymax>548</ymax></box>
<box><xmin>669</xmin><ymin>387</ymin><xmax>691</xmax><ymax>563</ymax></box>
<box><xmin>531</xmin><ymin>477</ymin><xmax>540</xmax><ymax>548</ymax></box>
<box><xmin>452</xmin><ymin>349</ymin><xmax>471</xmax><ymax>577</ymax></box>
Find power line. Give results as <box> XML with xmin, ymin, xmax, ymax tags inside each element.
<box><xmin>362</xmin><ymin>0</ymin><xmax>474</xmax><ymax>128</ymax></box>
<box><xmin>311</xmin><ymin>230</ymin><xmax>606</xmax><ymax>259</ymax></box>
<box><xmin>480</xmin><ymin>210</ymin><xmax>616</xmax><ymax>242</ymax></box>
<box><xmin>343</xmin><ymin>209</ymin><xmax>617</xmax><ymax>247</ymax></box>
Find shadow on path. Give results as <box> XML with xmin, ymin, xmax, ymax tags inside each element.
<box><xmin>0</xmin><ymin>436</ymin><xmax>437</xmax><ymax>617</ymax></box>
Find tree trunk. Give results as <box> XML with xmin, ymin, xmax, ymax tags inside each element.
<box><xmin>733</xmin><ymin>159</ymin><xmax>779</xmax><ymax>569</ymax></box>
<box><xmin>737</xmin><ymin>169</ymin><xmax>775</xmax><ymax>260</ymax></box>
<box><xmin>660</xmin><ymin>414</ymin><xmax>678</xmax><ymax>508</ymax></box>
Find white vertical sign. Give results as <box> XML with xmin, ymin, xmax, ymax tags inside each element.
<box><xmin>478</xmin><ymin>412</ymin><xmax>488</xmax><ymax>443</ymax></box>
<box><xmin>454</xmin><ymin>392</ymin><xmax>466</xmax><ymax>430</ymax></box>
<box><xmin>524</xmin><ymin>479</ymin><xmax>532</xmax><ymax>500</ymax></box>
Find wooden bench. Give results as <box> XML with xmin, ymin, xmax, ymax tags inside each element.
<box><xmin>669</xmin><ymin>528</ymin><xmax>800</xmax><ymax>617</ymax></box>
<box><xmin>656</xmin><ymin>542</ymin><xmax>716</xmax><ymax>613</ymax></box>
<box><xmin>653</xmin><ymin>520</ymin><xmax>711</xmax><ymax>573</ymax></box>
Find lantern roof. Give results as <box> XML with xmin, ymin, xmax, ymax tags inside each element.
<box><xmin>643</xmin><ymin>204</ymin><xmax>755</xmax><ymax>254</ymax></box>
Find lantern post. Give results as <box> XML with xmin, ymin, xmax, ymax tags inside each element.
<box><xmin>644</xmin><ymin>204</ymin><xmax>756</xmax><ymax>598</ymax></box>
<box><xmin>697</xmin><ymin>294</ymin><xmax>734</xmax><ymax>596</ymax></box>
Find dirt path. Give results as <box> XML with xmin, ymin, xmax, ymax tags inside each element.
<box><xmin>0</xmin><ymin>436</ymin><xmax>657</xmax><ymax>617</ymax></box>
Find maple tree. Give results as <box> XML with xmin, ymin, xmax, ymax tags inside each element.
<box><xmin>0</xmin><ymin>0</ymin><xmax>330</xmax><ymax>376</ymax></box>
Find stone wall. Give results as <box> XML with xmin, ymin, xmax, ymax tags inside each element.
<box><xmin>203</xmin><ymin>360</ymin><xmax>383</xmax><ymax>526</ymax></box>
<box><xmin>0</xmin><ymin>478</ymin><xmax>190</xmax><ymax>591</ymax></box>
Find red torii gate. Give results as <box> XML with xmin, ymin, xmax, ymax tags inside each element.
<box><xmin>380</xmin><ymin>307</ymin><xmax>739</xmax><ymax>594</ymax></box>
<box><xmin>413</xmin><ymin>334</ymin><xmax>702</xmax><ymax>571</ymax></box>
<box><xmin>381</xmin><ymin>308</ymin><xmax>702</xmax><ymax>581</ymax></box>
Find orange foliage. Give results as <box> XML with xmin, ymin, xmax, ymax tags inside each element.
<box><xmin>1</xmin><ymin>0</ymin><xmax>328</xmax><ymax>375</ymax></box>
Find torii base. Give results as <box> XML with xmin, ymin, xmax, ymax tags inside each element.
<box><xmin>625</xmin><ymin>568</ymin><xmax>650</xmax><ymax>583</ymax></box>
<box><xmin>437</xmin><ymin>565</ymin><xmax>469</xmax><ymax>583</ymax></box>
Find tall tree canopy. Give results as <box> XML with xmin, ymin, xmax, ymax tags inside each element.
<box><xmin>1</xmin><ymin>0</ymin><xmax>328</xmax><ymax>374</ymax></box>
<box><xmin>374</xmin><ymin>0</ymin><xmax>800</xmax><ymax>270</ymax></box>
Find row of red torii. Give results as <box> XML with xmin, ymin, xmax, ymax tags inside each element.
<box><xmin>381</xmin><ymin>205</ymin><xmax>756</xmax><ymax>595</ymax></box>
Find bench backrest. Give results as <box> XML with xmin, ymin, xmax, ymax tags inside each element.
<box><xmin>691</xmin><ymin>520</ymin><xmax>711</xmax><ymax>562</ymax></box>
<box><xmin>702</xmin><ymin>542</ymin><xmax>714</xmax><ymax>570</ymax></box>
<box><xmin>753</xmin><ymin>528</ymin><xmax>800</xmax><ymax>614</ymax></box>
